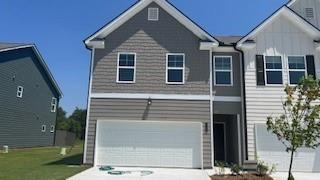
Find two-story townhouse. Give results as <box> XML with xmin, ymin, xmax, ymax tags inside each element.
<box><xmin>0</xmin><ymin>43</ymin><xmax>62</xmax><ymax>148</ymax></box>
<box><xmin>83</xmin><ymin>0</ymin><xmax>320</xmax><ymax>172</ymax></box>
<box><xmin>83</xmin><ymin>0</ymin><xmax>244</xmax><ymax>169</ymax></box>
<box><xmin>237</xmin><ymin>0</ymin><xmax>320</xmax><ymax>172</ymax></box>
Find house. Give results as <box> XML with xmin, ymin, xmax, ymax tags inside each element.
<box><xmin>83</xmin><ymin>0</ymin><xmax>320</xmax><ymax>172</ymax></box>
<box><xmin>0</xmin><ymin>43</ymin><xmax>62</xmax><ymax>148</ymax></box>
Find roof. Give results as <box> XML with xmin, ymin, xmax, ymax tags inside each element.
<box><xmin>0</xmin><ymin>43</ymin><xmax>63</xmax><ymax>98</ymax></box>
<box><xmin>0</xmin><ymin>42</ymin><xmax>28</xmax><ymax>50</ymax></box>
<box><xmin>287</xmin><ymin>0</ymin><xmax>296</xmax><ymax>6</ymax></box>
<box><xmin>237</xmin><ymin>5</ymin><xmax>320</xmax><ymax>46</ymax></box>
<box><xmin>215</xmin><ymin>36</ymin><xmax>243</xmax><ymax>46</ymax></box>
<box><xmin>84</xmin><ymin>0</ymin><xmax>219</xmax><ymax>48</ymax></box>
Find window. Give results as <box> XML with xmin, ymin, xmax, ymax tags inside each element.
<box><xmin>50</xmin><ymin>125</ymin><xmax>55</xmax><ymax>133</ymax></box>
<box><xmin>41</xmin><ymin>125</ymin><xmax>46</xmax><ymax>132</ymax></box>
<box><xmin>51</xmin><ymin>97</ymin><xmax>57</xmax><ymax>112</ymax></box>
<box><xmin>265</xmin><ymin>56</ymin><xmax>283</xmax><ymax>85</ymax></box>
<box><xmin>148</xmin><ymin>8</ymin><xmax>159</xmax><ymax>21</ymax></box>
<box><xmin>117</xmin><ymin>53</ymin><xmax>136</xmax><ymax>83</ymax></box>
<box><xmin>17</xmin><ymin>86</ymin><xmax>23</xmax><ymax>98</ymax></box>
<box><xmin>166</xmin><ymin>53</ymin><xmax>185</xmax><ymax>84</ymax></box>
<box><xmin>305</xmin><ymin>8</ymin><xmax>314</xmax><ymax>19</ymax></box>
<box><xmin>214</xmin><ymin>56</ymin><xmax>233</xmax><ymax>86</ymax></box>
<box><xmin>288</xmin><ymin>56</ymin><xmax>306</xmax><ymax>85</ymax></box>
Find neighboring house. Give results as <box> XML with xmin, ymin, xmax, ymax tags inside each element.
<box><xmin>83</xmin><ymin>0</ymin><xmax>320</xmax><ymax>172</ymax></box>
<box><xmin>0</xmin><ymin>43</ymin><xmax>62</xmax><ymax>148</ymax></box>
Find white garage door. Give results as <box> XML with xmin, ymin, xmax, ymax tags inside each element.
<box><xmin>255</xmin><ymin>124</ymin><xmax>320</xmax><ymax>172</ymax></box>
<box><xmin>95</xmin><ymin>120</ymin><xmax>202</xmax><ymax>168</ymax></box>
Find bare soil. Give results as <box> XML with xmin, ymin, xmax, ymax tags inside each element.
<box><xmin>211</xmin><ymin>174</ymin><xmax>273</xmax><ymax>180</ymax></box>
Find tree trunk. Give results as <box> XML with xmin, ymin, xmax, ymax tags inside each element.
<box><xmin>288</xmin><ymin>150</ymin><xmax>294</xmax><ymax>180</ymax></box>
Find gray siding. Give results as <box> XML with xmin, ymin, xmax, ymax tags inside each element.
<box><xmin>85</xmin><ymin>98</ymin><xmax>212</xmax><ymax>168</ymax></box>
<box><xmin>213</xmin><ymin>52</ymin><xmax>241</xmax><ymax>97</ymax></box>
<box><xmin>0</xmin><ymin>48</ymin><xmax>58</xmax><ymax>148</ymax></box>
<box><xmin>92</xmin><ymin>2</ymin><xmax>210</xmax><ymax>95</ymax></box>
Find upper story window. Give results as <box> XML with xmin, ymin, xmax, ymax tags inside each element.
<box><xmin>265</xmin><ymin>56</ymin><xmax>283</xmax><ymax>85</ymax></box>
<box><xmin>117</xmin><ymin>53</ymin><xmax>136</xmax><ymax>83</ymax></box>
<box><xmin>17</xmin><ymin>86</ymin><xmax>24</xmax><ymax>98</ymax></box>
<box><xmin>41</xmin><ymin>125</ymin><xmax>46</xmax><ymax>132</ymax></box>
<box><xmin>50</xmin><ymin>125</ymin><xmax>55</xmax><ymax>133</ymax></box>
<box><xmin>51</xmin><ymin>97</ymin><xmax>57</xmax><ymax>112</ymax></box>
<box><xmin>148</xmin><ymin>8</ymin><xmax>159</xmax><ymax>21</ymax></box>
<box><xmin>166</xmin><ymin>53</ymin><xmax>185</xmax><ymax>84</ymax></box>
<box><xmin>214</xmin><ymin>56</ymin><xmax>233</xmax><ymax>86</ymax></box>
<box><xmin>288</xmin><ymin>56</ymin><xmax>306</xmax><ymax>85</ymax></box>
<box><xmin>305</xmin><ymin>8</ymin><xmax>314</xmax><ymax>19</ymax></box>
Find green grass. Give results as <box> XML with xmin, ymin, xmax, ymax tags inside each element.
<box><xmin>0</xmin><ymin>142</ymin><xmax>90</xmax><ymax>180</ymax></box>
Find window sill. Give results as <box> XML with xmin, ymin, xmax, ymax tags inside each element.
<box><xmin>166</xmin><ymin>82</ymin><xmax>185</xmax><ymax>85</ymax></box>
<box><xmin>116</xmin><ymin>81</ymin><xmax>136</xmax><ymax>84</ymax></box>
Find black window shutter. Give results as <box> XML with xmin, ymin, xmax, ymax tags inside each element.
<box><xmin>306</xmin><ymin>55</ymin><xmax>316</xmax><ymax>79</ymax></box>
<box><xmin>256</xmin><ymin>55</ymin><xmax>265</xmax><ymax>85</ymax></box>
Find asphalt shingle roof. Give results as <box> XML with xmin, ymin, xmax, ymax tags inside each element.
<box><xmin>215</xmin><ymin>36</ymin><xmax>243</xmax><ymax>46</ymax></box>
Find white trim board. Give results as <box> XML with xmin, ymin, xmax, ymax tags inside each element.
<box><xmin>84</xmin><ymin>0</ymin><xmax>218</xmax><ymax>48</ymax></box>
<box><xmin>90</xmin><ymin>93</ymin><xmax>241</xmax><ymax>102</ymax></box>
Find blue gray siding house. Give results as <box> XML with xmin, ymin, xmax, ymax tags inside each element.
<box><xmin>0</xmin><ymin>43</ymin><xmax>62</xmax><ymax>148</ymax></box>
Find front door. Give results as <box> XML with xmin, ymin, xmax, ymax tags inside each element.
<box><xmin>214</xmin><ymin>123</ymin><xmax>226</xmax><ymax>162</ymax></box>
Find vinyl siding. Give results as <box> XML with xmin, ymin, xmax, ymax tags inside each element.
<box><xmin>0</xmin><ymin>48</ymin><xmax>58</xmax><ymax>148</ymax></box>
<box><xmin>85</xmin><ymin>99</ymin><xmax>212</xmax><ymax>168</ymax></box>
<box><xmin>289</xmin><ymin>0</ymin><xmax>320</xmax><ymax>29</ymax></box>
<box><xmin>243</xmin><ymin>14</ymin><xmax>320</xmax><ymax>160</ymax></box>
<box><xmin>91</xmin><ymin>2</ymin><xmax>210</xmax><ymax>95</ymax></box>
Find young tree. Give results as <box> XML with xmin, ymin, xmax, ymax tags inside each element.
<box><xmin>267</xmin><ymin>76</ymin><xmax>320</xmax><ymax>180</ymax></box>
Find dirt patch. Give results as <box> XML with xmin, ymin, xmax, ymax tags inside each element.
<box><xmin>211</xmin><ymin>174</ymin><xmax>273</xmax><ymax>180</ymax></box>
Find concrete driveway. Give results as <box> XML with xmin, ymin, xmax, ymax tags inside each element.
<box><xmin>68</xmin><ymin>167</ymin><xmax>210</xmax><ymax>180</ymax></box>
<box><xmin>272</xmin><ymin>172</ymin><xmax>320</xmax><ymax>180</ymax></box>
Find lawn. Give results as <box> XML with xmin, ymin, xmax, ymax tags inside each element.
<box><xmin>0</xmin><ymin>142</ymin><xmax>90</xmax><ymax>180</ymax></box>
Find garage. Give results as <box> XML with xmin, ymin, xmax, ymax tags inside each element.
<box><xmin>95</xmin><ymin>120</ymin><xmax>202</xmax><ymax>168</ymax></box>
<box><xmin>255</xmin><ymin>124</ymin><xmax>320</xmax><ymax>172</ymax></box>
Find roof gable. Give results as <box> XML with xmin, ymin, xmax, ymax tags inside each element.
<box><xmin>84</xmin><ymin>0</ymin><xmax>219</xmax><ymax>48</ymax></box>
<box><xmin>237</xmin><ymin>6</ymin><xmax>320</xmax><ymax>46</ymax></box>
<box><xmin>0</xmin><ymin>44</ymin><xmax>63</xmax><ymax>98</ymax></box>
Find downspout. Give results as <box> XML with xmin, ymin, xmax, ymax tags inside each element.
<box><xmin>53</xmin><ymin>99</ymin><xmax>60</xmax><ymax>147</ymax></box>
<box><xmin>83</xmin><ymin>48</ymin><xmax>95</xmax><ymax>164</ymax></box>
<box><xmin>209</xmin><ymin>49</ymin><xmax>214</xmax><ymax>168</ymax></box>
<box><xmin>233</xmin><ymin>45</ymin><xmax>248</xmax><ymax>162</ymax></box>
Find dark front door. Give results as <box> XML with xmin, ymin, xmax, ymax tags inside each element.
<box><xmin>214</xmin><ymin>123</ymin><xmax>226</xmax><ymax>162</ymax></box>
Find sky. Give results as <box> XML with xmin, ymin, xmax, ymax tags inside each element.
<box><xmin>0</xmin><ymin>0</ymin><xmax>287</xmax><ymax>115</ymax></box>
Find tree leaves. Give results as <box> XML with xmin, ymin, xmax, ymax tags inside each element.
<box><xmin>266</xmin><ymin>76</ymin><xmax>320</xmax><ymax>179</ymax></box>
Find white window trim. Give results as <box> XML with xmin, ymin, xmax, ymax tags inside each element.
<box><xmin>213</xmin><ymin>56</ymin><xmax>233</xmax><ymax>86</ymax></box>
<box><xmin>166</xmin><ymin>53</ymin><xmax>185</xmax><ymax>85</ymax></box>
<box><xmin>50</xmin><ymin>125</ymin><xmax>55</xmax><ymax>133</ymax></box>
<box><xmin>148</xmin><ymin>7</ymin><xmax>159</xmax><ymax>21</ymax></box>
<box><xmin>264</xmin><ymin>55</ymin><xmax>284</xmax><ymax>86</ymax></box>
<box><xmin>51</xmin><ymin>97</ymin><xmax>57</xmax><ymax>113</ymax></box>
<box><xmin>116</xmin><ymin>52</ymin><xmax>136</xmax><ymax>84</ymax></box>
<box><xmin>287</xmin><ymin>55</ymin><xmax>307</xmax><ymax>86</ymax></box>
<box><xmin>41</xmin><ymin>125</ymin><xmax>46</xmax><ymax>132</ymax></box>
<box><xmin>16</xmin><ymin>86</ymin><xmax>24</xmax><ymax>98</ymax></box>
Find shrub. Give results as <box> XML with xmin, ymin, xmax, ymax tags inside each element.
<box><xmin>215</xmin><ymin>161</ymin><xmax>228</xmax><ymax>175</ymax></box>
<box><xmin>257</xmin><ymin>160</ymin><xmax>276</xmax><ymax>176</ymax></box>
<box><xmin>230</xmin><ymin>163</ymin><xmax>243</xmax><ymax>175</ymax></box>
